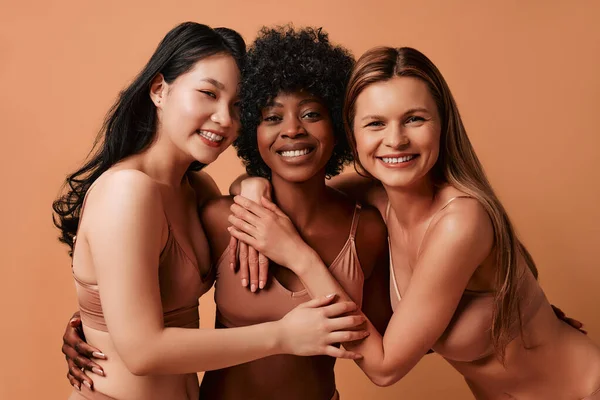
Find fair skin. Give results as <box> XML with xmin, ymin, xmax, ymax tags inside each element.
<box><xmin>229</xmin><ymin>76</ymin><xmax>600</xmax><ymax>398</ymax></box>
<box><xmin>67</xmin><ymin>54</ymin><xmax>365</xmax><ymax>399</ymax></box>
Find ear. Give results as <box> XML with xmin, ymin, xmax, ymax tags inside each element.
<box><xmin>149</xmin><ymin>73</ymin><xmax>167</xmax><ymax>109</ymax></box>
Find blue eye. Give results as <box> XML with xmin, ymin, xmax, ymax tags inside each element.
<box><xmin>406</xmin><ymin>116</ymin><xmax>424</xmax><ymax>124</ymax></box>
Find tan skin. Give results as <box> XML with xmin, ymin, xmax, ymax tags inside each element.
<box><xmin>61</xmin><ymin>55</ymin><xmax>368</xmax><ymax>400</ymax></box>
<box><xmin>62</xmin><ymin>91</ymin><xmax>391</xmax><ymax>399</ymax></box>
<box><xmin>228</xmin><ymin>77</ymin><xmax>600</xmax><ymax>399</ymax></box>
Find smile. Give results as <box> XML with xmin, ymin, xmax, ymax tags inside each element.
<box><xmin>277</xmin><ymin>148</ymin><xmax>314</xmax><ymax>158</ymax></box>
<box><xmin>196</xmin><ymin>130</ymin><xmax>224</xmax><ymax>143</ymax></box>
<box><xmin>380</xmin><ymin>154</ymin><xmax>418</xmax><ymax>164</ymax></box>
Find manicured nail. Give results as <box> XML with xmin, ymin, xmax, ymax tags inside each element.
<box><xmin>259</xmin><ymin>280</ymin><xmax>265</xmax><ymax>289</ymax></box>
<box><xmin>227</xmin><ymin>226</ymin><xmax>232</xmax><ymax>231</ymax></box>
<box><xmin>241</xmin><ymin>279</ymin><xmax>248</xmax><ymax>287</ymax></box>
<box><xmin>92</xmin><ymin>367</ymin><xmax>104</xmax><ymax>376</ymax></box>
<box><xmin>73</xmin><ymin>383</ymin><xmax>80</xmax><ymax>391</ymax></box>
<box><xmin>92</xmin><ymin>351</ymin><xmax>106</xmax><ymax>359</ymax></box>
<box><xmin>326</xmin><ymin>293</ymin><xmax>335</xmax><ymax>298</ymax></box>
<box><xmin>83</xmin><ymin>381</ymin><xmax>92</xmax><ymax>390</ymax></box>
<box><xmin>251</xmin><ymin>284</ymin><xmax>256</xmax><ymax>292</ymax></box>
<box><xmin>354</xmin><ymin>354</ymin><xmax>363</xmax><ymax>359</ymax></box>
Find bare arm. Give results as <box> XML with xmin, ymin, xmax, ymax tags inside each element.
<box><xmin>83</xmin><ymin>171</ymin><xmax>365</xmax><ymax>377</ymax></box>
<box><xmin>228</xmin><ymin>195</ymin><xmax>494</xmax><ymax>386</ymax></box>
<box><xmin>328</xmin><ymin>172</ymin><xmax>388</xmax><ymax>216</ymax></box>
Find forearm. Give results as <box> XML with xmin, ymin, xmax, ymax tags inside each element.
<box><xmin>119</xmin><ymin>321</ymin><xmax>281</xmax><ymax>375</ymax></box>
<box><xmin>294</xmin><ymin>251</ymin><xmax>409</xmax><ymax>386</ymax></box>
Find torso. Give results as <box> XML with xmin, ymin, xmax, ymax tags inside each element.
<box><xmin>199</xmin><ymin>191</ymin><xmax>377</xmax><ymax>400</ymax></box>
<box><xmin>378</xmin><ymin>185</ymin><xmax>600</xmax><ymax>399</ymax></box>
<box><xmin>71</xmin><ymin>168</ymin><xmax>214</xmax><ymax>400</ymax></box>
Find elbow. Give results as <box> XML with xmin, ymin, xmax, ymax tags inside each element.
<box><xmin>123</xmin><ymin>354</ymin><xmax>156</xmax><ymax>376</ymax></box>
<box><xmin>368</xmin><ymin>370</ymin><xmax>402</xmax><ymax>387</ymax></box>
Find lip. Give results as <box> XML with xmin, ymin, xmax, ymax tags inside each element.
<box><xmin>196</xmin><ymin>129</ymin><xmax>226</xmax><ymax>148</ymax></box>
<box><xmin>275</xmin><ymin>142</ymin><xmax>316</xmax><ymax>153</ymax></box>
<box><xmin>376</xmin><ymin>154</ymin><xmax>419</xmax><ymax>168</ymax></box>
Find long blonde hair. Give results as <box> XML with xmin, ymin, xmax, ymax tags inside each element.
<box><xmin>344</xmin><ymin>47</ymin><xmax>538</xmax><ymax>359</ymax></box>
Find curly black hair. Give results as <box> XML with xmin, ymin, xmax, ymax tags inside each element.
<box><xmin>234</xmin><ymin>25</ymin><xmax>355</xmax><ymax>179</ymax></box>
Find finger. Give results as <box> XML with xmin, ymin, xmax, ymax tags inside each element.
<box><xmin>321</xmin><ymin>301</ymin><xmax>359</xmax><ymax>318</ymax></box>
<box><xmin>68</xmin><ymin>359</ymin><xmax>95</xmax><ymax>389</ymax></box>
<box><xmin>248</xmin><ymin>246</ymin><xmax>259</xmax><ymax>292</ymax></box>
<box><xmin>233</xmin><ymin>195</ymin><xmax>268</xmax><ymax>217</ymax></box>
<box><xmin>72</xmin><ymin>353</ymin><xmax>105</xmax><ymax>376</ymax></box>
<box><xmin>67</xmin><ymin>372</ymin><xmax>81</xmax><ymax>391</ymax></box>
<box><xmin>260</xmin><ymin>196</ymin><xmax>287</xmax><ymax>218</ymax></box>
<box><xmin>327</xmin><ymin>314</ymin><xmax>367</xmax><ymax>331</ymax></box>
<box><xmin>228</xmin><ymin>236</ymin><xmax>238</xmax><ymax>271</ymax></box>
<box><xmin>297</xmin><ymin>294</ymin><xmax>337</xmax><ymax>309</ymax></box>
<box><xmin>324</xmin><ymin>345</ymin><xmax>363</xmax><ymax>360</ymax></box>
<box><xmin>328</xmin><ymin>330</ymin><xmax>370</xmax><ymax>344</ymax></box>
<box><xmin>228</xmin><ymin>214</ymin><xmax>258</xmax><ymax>236</ymax></box>
<box><xmin>228</xmin><ymin>226</ymin><xmax>259</xmax><ymax>250</ymax></box>
<box><xmin>230</xmin><ymin>203</ymin><xmax>261</xmax><ymax>226</ymax></box>
<box><xmin>258</xmin><ymin>252</ymin><xmax>269</xmax><ymax>289</ymax></box>
<box><xmin>239</xmin><ymin>241</ymin><xmax>249</xmax><ymax>287</ymax></box>
<box><xmin>70</xmin><ymin>336</ymin><xmax>106</xmax><ymax>360</ymax></box>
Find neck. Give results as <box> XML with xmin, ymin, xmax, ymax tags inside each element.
<box><xmin>270</xmin><ymin>170</ymin><xmax>329</xmax><ymax>231</ymax></box>
<box><xmin>384</xmin><ymin>177</ymin><xmax>437</xmax><ymax>228</ymax></box>
<box><xmin>138</xmin><ymin>130</ymin><xmax>193</xmax><ymax>188</ymax></box>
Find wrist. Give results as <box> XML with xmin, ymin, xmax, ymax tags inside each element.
<box><xmin>271</xmin><ymin>320</ymin><xmax>287</xmax><ymax>355</ymax></box>
<box><xmin>290</xmin><ymin>247</ymin><xmax>319</xmax><ymax>277</ymax></box>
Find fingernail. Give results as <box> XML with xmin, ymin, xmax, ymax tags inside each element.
<box><xmin>227</xmin><ymin>226</ymin><xmax>232</xmax><ymax>231</ymax></box>
<box><xmin>259</xmin><ymin>280</ymin><xmax>265</xmax><ymax>289</ymax></box>
<box><xmin>326</xmin><ymin>293</ymin><xmax>335</xmax><ymax>298</ymax></box>
<box><xmin>73</xmin><ymin>383</ymin><xmax>80</xmax><ymax>391</ymax></box>
<box><xmin>92</xmin><ymin>351</ymin><xmax>106</xmax><ymax>359</ymax></box>
<box><xmin>241</xmin><ymin>279</ymin><xmax>248</xmax><ymax>287</ymax></box>
<box><xmin>92</xmin><ymin>367</ymin><xmax>104</xmax><ymax>376</ymax></box>
<box><xmin>83</xmin><ymin>381</ymin><xmax>92</xmax><ymax>390</ymax></box>
<box><xmin>251</xmin><ymin>284</ymin><xmax>256</xmax><ymax>292</ymax></box>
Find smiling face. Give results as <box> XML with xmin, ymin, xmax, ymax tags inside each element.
<box><xmin>256</xmin><ymin>91</ymin><xmax>335</xmax><ymax>183</ymax></box>
<box><xmin>152</xmin><ymin>53</ymin><xmax>241</xmax><ymax>165</ymax></box>
<box><xmin>352</xmin><ymin>76</ymin><xmax>442</xmax><ymax>189</ymax></box>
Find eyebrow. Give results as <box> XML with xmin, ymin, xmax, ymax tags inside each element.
<box><xmin>200</xmin><ymin>78</ymin><xmax>225</xmax><ymax>90</ymax></box>
<box><xmin>265</xmin><ymin>97</ymin><xmax>322</xmax><ymax>109</ymax></box>
<box><xmin>360</xmin><ymin>107</ymin><xmax>429</xmax><ymax>121</ymax></box>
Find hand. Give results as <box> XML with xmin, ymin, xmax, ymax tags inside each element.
<box><xmin>62</xmin><ymin>314</ymin><xmax>106</xmax><ymax>391</ymax></box>
<box><xmin>277</xmin><ymin>294</ymin><xmax>368</xmax><ymax>359</ymax></box>
<box><xmin>551</xmin><ymin>304</ymin><xmax>587</xmax><ymax>334</ymax></box>
<box><xmin>227</xmin><ymin>195</ymin><xmax>309</xmax><ymax>270</ymax></box>
<box><xmin>228</xmin><ymin>178</ymin><xmax>272</xmax><ymax>291</ymax></box>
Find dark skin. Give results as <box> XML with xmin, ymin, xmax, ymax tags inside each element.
<box><xmin>62</xmin><ymin>93</ymin><xmax>392</xmax><ymax>397</ymax></box>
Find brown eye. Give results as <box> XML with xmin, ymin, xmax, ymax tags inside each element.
<box><xmin>199</xmin><ymin>90</ymin><xmax>217</xmax><ymax>99</ymax></box>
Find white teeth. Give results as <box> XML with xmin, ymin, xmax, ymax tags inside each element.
<box><xmin>197</xmin><ymin>130</ymin><xmax>224</xmax><ymax>142</ymax></box>
<box><xmin>381</xmin><ymin>155</ymin><xmax>416</xmax><ymax>164</ymax></box>
<box><xmin>279</xmin><ymin>148</ymin><xmax>311</xmax><ymax>158</ymax></box>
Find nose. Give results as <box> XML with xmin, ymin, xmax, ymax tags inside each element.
<box><xmin>383</xmin><ymin>124</ymin><xmax>409</xmax><ymax>149</ymax></box>
<box><xmin>211</xmin><ymin>102</ymin><xmax>233</xmax><ymax>128</ymax></box>
<box><xmin>280</xmin><ymin>117</ymin><xmax>307</xmax><ymax>139</ymax></box>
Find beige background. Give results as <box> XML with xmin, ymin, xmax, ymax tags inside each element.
<box><xmin>1</xmin><ymin>0</ymin><xmax>599</xmax><ymax>398</ymax></box>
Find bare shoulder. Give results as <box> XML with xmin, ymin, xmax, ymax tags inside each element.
<box><xmin>187</xmin><ymin>170</ymin><xmax>221</xmax><ymax>208</ymax></box>
<box><xmin>427</xmin><ymin>187</ymin><xmax>494</xmax><ymax>254</ymax></box>
<box><xmin>87</xmin><ymin>169</ymin><xmax>164</xmax><ymax>214</ymax></box>
<box><xmin>355</xmin><ymin>203</ymin><xmax>389</xmax><ymax>279</ymax></box>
